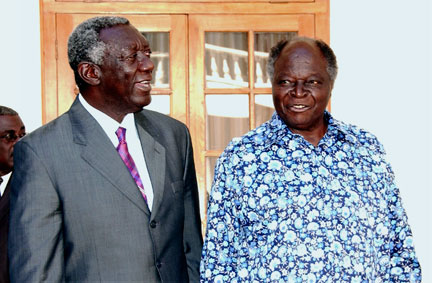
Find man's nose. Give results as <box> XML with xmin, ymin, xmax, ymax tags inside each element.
<box><xmin>138</xmin><ymin>55</ymin><xmax>154</xmax><ymax>72</ymax></box>
<box><xmin>290</xmin><ymin>81</ymin><xmax>307</xmax><ymax>97</ymax></box>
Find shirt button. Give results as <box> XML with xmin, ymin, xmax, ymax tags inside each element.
<box><xmin>150</xmin><ymin>220</ymin><xmax>157</xmax><ymax>228</ymax></box>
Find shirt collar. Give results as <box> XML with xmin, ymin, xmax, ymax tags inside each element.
<box><xmin>0</xmin><ymin>172</ymin><xmax>12</xmax><ymax>196</ymax></box>
<box><xmin>325</xmin><ymin>112</ymin><xmax>359</xmax><ymax>145</ymax></box>
<box><xmin>78</xmin><ymin>94</ymin><xmax>136</xmax><ymax>146</ymax></box>
<box><xmin>267</xmin><ymin>111</ymin><xmax>358</xmax><ymax>146</ymax></box>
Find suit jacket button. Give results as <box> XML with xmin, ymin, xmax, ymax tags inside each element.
<box><xmin>156</xmin><ymin>261</ymin><xmax>162</xmax><ymax>269</ymax></box>
<box><xmin>150</xmin><ymin>220</ymin><xmax>157</xmax><ymax>228</ymax></box>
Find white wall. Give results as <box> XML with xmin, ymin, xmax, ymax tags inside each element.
<box><xmin>330</xmin><ymin>0</ymin><xmax>432</xmax><ymax>281</ymax></box>
<box><xmin>0</xmin><ymin>1</ymin><xmax>41</xmax><ymax>132</ymax></box>
<box><xmin>1</xmin><ymin>0</ymin><xmax>431</xmax><ymax>281</ymax></box>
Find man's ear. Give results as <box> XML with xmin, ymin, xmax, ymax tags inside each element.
<box><xmin>77</xmin><ymin>62</ymin><xmax>101</xmax><ymax>86</ymax></box>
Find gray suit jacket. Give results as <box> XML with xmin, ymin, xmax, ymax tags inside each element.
<box><xmin>8</xmin><ymin>98</ymin><xmax>202</xmax><ymax>282</ymax></box>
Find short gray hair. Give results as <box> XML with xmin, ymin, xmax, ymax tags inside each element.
<box><xmin>267</xmin><ymin>36</ymin><xmax>338</xmax><ymax>83</ymax></box>
<box><xmin>67</xmin><ymin>16</ymin><xmax>130</xmax><ymax>89</ymax></box>
<box><xmin>0</xmin><ymin>106</ymin><xmax>18</xmax><ymax>116</ymax></box>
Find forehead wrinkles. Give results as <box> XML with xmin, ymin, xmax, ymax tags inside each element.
<box><xmin>110</xmin><ymin>38</ymin><xmax>148</xmax><ymax>59</ymax></box>
<box><xmin>277</xmin><ymin>44</ymin><xmax>327</xmax><ymax>76</ymax></box>
<box><xmin>100</xmin><ymin>25</ymin><xmax>146</xmax><ymax>52</ymax></box>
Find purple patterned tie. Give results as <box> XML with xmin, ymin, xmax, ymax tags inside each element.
<box><xmin>115</xmin><ymin>127</ymin><xmax>147</xmax><ymax>203</ymax></box>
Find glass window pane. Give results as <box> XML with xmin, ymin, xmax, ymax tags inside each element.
<box><xmin>141</xmin><ymin>32</ymin><xmax>169</xmax><ymax>88</ymax></box>
<box><xmin>254</xmin><ymin>32</ymin><xmax>297</xmax><ymax>88</ymax></box>
<box><xmin>255</xmin><ymin>94</ymin><xmax>275</xmax><ymax>127</ymax></box>
<box><xmin>146</xmin><ymin>95</ymin><xmax>170</xmax><ymax>115</ymax></box>
<box><xmin>206</xmin><ymin>95</ymin><xmax>249</xmax><ymax>150</ymax></box>
<box><xmin>205</xmin><ymin>32</ymin><xmax>248</xmax><ymax>88</ymax></box>
<box><xmin>206</xmin><ymin>157</ymin><xmax>219</xmax><ymax>195</ymax></box>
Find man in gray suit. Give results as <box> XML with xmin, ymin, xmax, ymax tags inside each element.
<box><xmin>9</xmin><ymin>16</ymin><xmax>202</xmax><ymax>282</ymax></box>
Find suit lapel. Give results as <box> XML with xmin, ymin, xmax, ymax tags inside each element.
<box><xmin>69</xmin><ymin>98</ymin><xmax>150</xmax><ymax>215</ymax></box>
<box><xmin>135</xmin><ymin>113</ymin><xmax>166</xmax><ymax>217</ymax></box>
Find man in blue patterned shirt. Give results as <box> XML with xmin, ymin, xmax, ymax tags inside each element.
<box><xmin>200</xmin><ymin>37</ymin><xmax>421</xmax><ymax>282</ymax></box>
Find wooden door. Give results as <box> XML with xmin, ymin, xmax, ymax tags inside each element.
<box><xmin>188</xmin><ymin>14</ymin><xmax>315</xmax><ymax>223</ymax></box>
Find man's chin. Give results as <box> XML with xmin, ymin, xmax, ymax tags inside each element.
<box><xmin>139</xmin><ymin>96</ymin><xmax>152</xmax><ymax>109</ymax></box>
<box><xmin>131</xmin><ymin>94</ymin><xmax>151</xmax><ymax>110</ymax></box>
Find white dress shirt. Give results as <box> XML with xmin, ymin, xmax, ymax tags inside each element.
<box><xmin>78</xmin><ymin>94</ymin><xmax>154</xmax><ymax>211</ymax></box>
<box><xmin>0</xmin><ymin>172</ymin><xmax>11</xmax><ymax>196</ymax></box>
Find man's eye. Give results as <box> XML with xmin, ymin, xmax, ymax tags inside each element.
<box><xmin>279</xmin><ymin>80</ymin><xmax>293</xmax><ymax>85</ymax></box>
<box><xmin>126</xmin><ymin>53</ymin><xmax>137</xmax><ymax>61</ymax></box>
<box><xmin>0</xmin><ymin>132</ymin><xmax>17</xmax><ymax>143</ymax></box>
<box><xmin>307</xmin><ymin>80</ymin><xmax>320</xmax><ymax>85</ymax></box>
<box><xmin>2</xmin><ymin>133</ymin><xmax>12</xmax><ymax>139</ymax></box>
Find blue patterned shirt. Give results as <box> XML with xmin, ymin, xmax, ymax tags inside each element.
<box><xmin>201</xmin><ymin>112</ymin><xmax>421</xmax><ymax>282</ymax></box>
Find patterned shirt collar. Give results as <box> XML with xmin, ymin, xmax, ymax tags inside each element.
<box><xmin>265</xmin><ymin>111</ymin><xmax>358</xmax><ymax>147</ymax></box>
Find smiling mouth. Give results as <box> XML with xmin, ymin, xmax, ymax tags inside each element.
<box><xmin>289</xmin><ymin>104</ymin><xmax>309</xmax><ymax>112</ymax></box>
<box><xmin>137</xmin><ymin>80</ymin><xmax>151</xmax><ymax>86</ymax></box>
<box><xmin>135</xmin><ymin>80</ymin><xmax>152</xmax><ymax>90</ymax></box>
